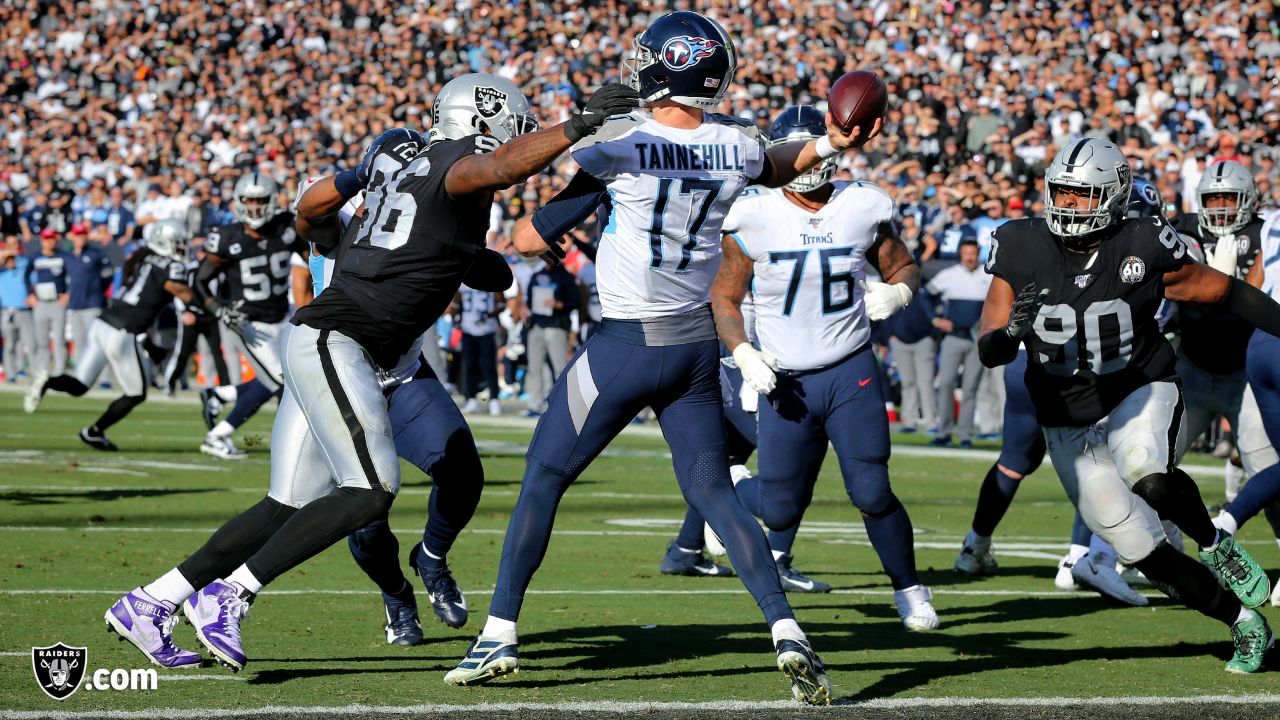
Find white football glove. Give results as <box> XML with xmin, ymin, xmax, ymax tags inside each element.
<box><xmin>862</xmin><ymin>281</ymin><xmax>914</xmax><ymax>321</ymax></box>
<box><xmin>738</xmin><ymin>379</ymin><xmax>759</xmax><ymax>413</ymax></box>
<box><xmin>732</xmin><ymin>343</ymin><xmax>778</xmax><ymax>395</ymax></box>
<box><xmin>1204</xmin><ymin>242</ymin><xmax>1238</xmax><ymax>277</ymax></box>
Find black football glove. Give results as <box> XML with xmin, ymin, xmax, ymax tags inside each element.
<box><xmin>214</xmin><ymin>299</ymin><xmax>249</xmax><ymax>334</ymax></box>
<box><xmin>1006</xmin><ymin>283</ymin><xmax>1048</xmax><ymax>339</ymax></box>
<box><xmin>566</xmin><ymin>83</ymin><xmax>642</xmax><ymax>142</ymax></box>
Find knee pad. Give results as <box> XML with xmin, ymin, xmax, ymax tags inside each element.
<box><xmin>761</xmin><ymin>499</ymin><xmax>804</xmax><ymax>533</ymax></box>
<box><xmin>1130</xmin><ymin>473</ymin><xmax>1170</xmax><ymax>510</ymax></box>
<box><xmin>844</xmin><ymin>458</ymin><xmax>892</xmax><ymax>516</ymax></box>
<box><xmin>122</xmin><ymin>393</ymin><xmax>147</xmax><ymax>408</ymax></box>
<box><xmin>335</xmin><ymin>485</ymin><xmax>395</xmax><ymax>523</ymax></box>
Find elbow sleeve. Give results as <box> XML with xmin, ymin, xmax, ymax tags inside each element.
<box><xmin>1224</xmin><ymin>277</ymin><xmax>1280</xmax><ymax>339</ymax></box>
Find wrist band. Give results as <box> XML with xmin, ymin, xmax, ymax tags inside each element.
<box><xmin>815</xmin><ymin>136</ymin><xmax>840</xmax><ymax>159</ymax></box>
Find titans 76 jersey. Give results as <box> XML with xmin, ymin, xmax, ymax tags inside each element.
<box><xmin>988</xmin><ymin>215</ymin><xmax>1192</xmax><ymax>426</ymax></box>
<box><xmin>569</xmin><ymin>111</ymin><xmax>766</xmax><ymax>319</ymax></box>
<box><xmin>725</xmin><ymin>182</ymin><xmax>891</xmax><ymax>371</ymax></box>
<box><xmin>204</xmin><ymin>212</ymin><xmax>300</xmax><ymax>324</ymax></box>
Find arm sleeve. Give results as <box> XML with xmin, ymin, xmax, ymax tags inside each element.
<box><xmin>530</xmin><ymin>170</ymin><xmax>609</xmax><ymax>243</ymax></box>
<box><xmin>194</xmin><ymin>259</ymin><xmax>221</xmax><ymax>310</ymax></box>
<box><xmin>1224</xmin><ymin>277</ymin><xmax>1280</xmax><ymax>339</ymax></box>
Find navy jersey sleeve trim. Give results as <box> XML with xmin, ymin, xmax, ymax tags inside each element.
<box><xmin>531</xmin><ymin>170</ymin><xmax>609</xmax><ymax>242</ymax></box>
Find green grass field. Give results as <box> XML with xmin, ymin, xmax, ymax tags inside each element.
<box><xmin>2</xmin><ymin>387</ymin><xmax>1279</xmax><ymax>718</ymax></box>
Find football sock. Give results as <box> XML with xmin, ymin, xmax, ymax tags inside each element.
<box><xmin>971</xmin><ymin>463</ymin><xmax>1021</xmax><ymax>537</ymax></box>
<box><xmin>1237</xmin><ymin>607</ymin><xmax>1256</xmax><ymax>626</ymax></box>
<box><xmin>414</xmin><ymin>543</ymin><xmax>448</xmax><ymax>579</ymax></box>
<box><xmin>210</xmin><ymin>421</ymin><xmax>235</xmax><ymax>439</ymax></box>
<box><xmin>177</xmin><ymin>496</ymin><xmax>296</xmax><ymax>589</ymax></box>
<box><xmin>214</xmin><ymin>385</ymin><xmax>238</xmax><ymax>403</ymax></box>
<box><xmin>1131</xmin><ymin>468</ymin><xmax>1217</xmax><ymax>548</ymax></box>
<box><xmin>861</xmin><ymin>493</ymin><xmax>921</xmax><ymax>590</ymax></box>
<box><xmin>223</xmin><ymin>379</ymin><xmax>276</xmax><ymax>430</ymax></box>
<box><xmin>226</xmin><ymin>565</ymin><xmax>264</xmax><ymax>595</ymax></box>
<box><xmin>421</xmin><ymin>437</ymin><xmax>485</xmax><ymax>560</ymax></box>
<box><xmin>489</xmin><ymin>461</ymin><xmax>575</xmax><ymax>621</ymax></box>
<box><xmin>1224</xmin><ymin>462</ymin><xmax>1280</xmax><ymax>530</ymax></box>
<box><xmin>769</xmin><ymin>618</ymin><xmax>805</xmax><ymax>645</ymax></box>
<box><xmin>1070</xmin><ymin>510</ymin><xmax>1094</xmax><ymax>547</ymax></box>
<box><xmin>348</xmin><ymin>517</ymin><xmax>412</xmax><ymax>599</ymax></box>
<box><xmin>482</xmin><ymin>615</ymin><xmax>517</xmax><ymax>643</ymax></box>
<box><xmin>767</xmin><ymin>523</ymin><xmax>799</xmax><ymax>556</ymax></box>
<box><xmin>674</xmin><ymin>506</ymin><xmax>706</xmax><ymax>551</ymax></box>
<box><xmin>772</xmin><ymin>549</ymin><xmax>786</xmax><ymax>562</ymax></box>
<box><xmin>244</xmin><ymin>486</ymin><xmax>393</xmax><ymax>587</ymax></box>
<box><xmin>1215</xmin><ymin>510</ymin><xmax>1240</xmax><ymax>537</ymax></box>
<box><xmin>45</xmin><ymin>375</ymin><xmax>88</xmax><ymax>396</ymax></box>
<box><xmin>142</xmin><ymin>567</ymin><xmax>197</xmax><ymax>607</ymax></box>
<box><xmin>1066</xmin><ymin>543</ymin><xmax>1089</xmax><ymax>564</ymax></box>
<box><xmin>93</xmin><ymin>394</ymin><xmax>145</xmax><ymax>431</ymax></box>
<box><xmin>1134</xmin><ymin>542</ymin><xmax>1241</xmax><ymax>626</ymax></box>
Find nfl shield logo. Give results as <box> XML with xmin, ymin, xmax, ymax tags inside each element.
<box><xmin>32</xmin><ymin>643</ymin><xmax>87</xmax><ymax>701</ymax></box>
<box><xmin>474</xmin><ymin>86</ymin><xmax>508</xmax><ymax>119</ymax></box>
<box><xmin>1073</xmin><ymin>274</ymin><xmax>1090</xmax><ymax>288</ymax></box>
<box><xmin>808</xmin><ymin>218</ymin><xmax>822</xmax><ymax>229</ymax></box>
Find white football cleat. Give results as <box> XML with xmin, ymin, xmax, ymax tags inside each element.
<box><xmin>893</xmin><ymin>584</ymin><xmax>939</xmax><ymax>631</ymax></box>
<box><xmin>1055</xmin><ymin>554</ymin><xmax>1080</xmax><ymax>591</ymax></box>
<box><xmin>24</xmin><ymin>370</ymin><xmax>48</xmax><ymax>414</ymax></box>
<box><xmin>200</xmin><ymin>433</ymin><xmax>246</xmax><ymax>460</ymax></box>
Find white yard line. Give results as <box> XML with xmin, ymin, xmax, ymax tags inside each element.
<box><xmin>0</xmin><ymin>587</ymin><xmax>1158</xmax><ymax>598</ymax></box>
<box><xmin>3</xmin><ymin>695</ymin><xmax>1280</xmax><ymax>719</ymax></box>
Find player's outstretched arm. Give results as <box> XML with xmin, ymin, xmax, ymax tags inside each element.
<box><xmin>863</xmin><ymin>221</ymin><xmax>919</xmax><ymax>321</ymax></box>
<box><xmin>1164</xmin><ymin>263</ymin><xmax>1280</xmax><ymax>338</ymax></box>
<box><xmin>163</xmin><ymin>280</ymin><xmax>194</xmax><ymax>305</ymax></box>
<box><xmin>446</xmin><ymin>83</ymin><xmax>640</xmax><ymax>198</ymax></box>
<box><xmin>757</xmin><ymin>115</ymin><xmax>881</xmax><ymax>188</ymax></box>
<box><xmin>512</xmin><ymin>169</ymin><xmax>609</xmax><ymax>260</ymax></box>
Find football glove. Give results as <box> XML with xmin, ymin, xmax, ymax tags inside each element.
<box><xmin>862</xmin><ymin>281</ymin><xmax>913</xmax><ymax>321</ymax></box>
<box><xmin>1204</xmin><ymin>242</ymin><xmax>1239</xmax><ymax>277</ymax></box>
<box><xmin>566</xmin><ymin>83</ymin><xmax>642</xmax><ymax>143</ymax></box>
<box><xmin>1006</xmin><ymin>283</ymin><xmax>1048</xmax><ymax>339</ymax></box>
<box><xmin>732</xmin><ymin>343</ymin><xmax>778</xmax><ymax>395</ymax></box>
<box><xmin>214</xmin><ymin>300</ymin><xmax>249</xmax><ymax>334</ymax></box>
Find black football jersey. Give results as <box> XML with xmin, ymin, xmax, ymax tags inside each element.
<box><xmin>101</xmin><ymin>249</ymin><xmax>188</xmax><ymax>334</ymax></box>
<box><xmin>203</xmin><ymin>212</ymin><xmax>300</xmax><ymax>324</ymax></box>
<box><xmin>293</xmin><ymin>136</ymin><xmax>495</xmax><ymax>368</ymax></box>
<box><xmin>1170</xmin><ymin>213</ymin><xmax>1262</xmax><ymax>374</ymax></box>
<box><xmin>987</xmin><ymin>216</ymin><xmax>1192</xmax><ymax>426</ymax></box>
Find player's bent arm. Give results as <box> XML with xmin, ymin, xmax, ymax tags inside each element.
<box><xmin>163</xmin><ymin>281</ymin><xmax>194</xmax><ymax>305</ymax></box>
<box><xmin>711</xmin><ymin>235</ymin><xmax>754</xmax><ymax>351</ymax></box>
<box><xmin>514</xmin><ymin>170</ymin><xmax>609</xmax><ymax>257</ymax></box>
<box><xmin>976</xmin><ymin>276</ymin><xmax>1019</xmax><ymax>368</ymax></box>
<box><xmin>1164</xmin><ymin>263</ymin><xmax>1280</xmax><ymax>338</ymax></box>
<box><xmin>757</xmin><ymin>115</ymin><xmax>879</xmax><ymax>188</ymax></box>
<box><xmin>445</xmin><ymin>125</ymin><xmax>577</xmax><ymax>198</ymax></box>
<box><xmin>293</xmin><ymin>177</ymin><xmax>344</xmax><ymax>253</ymax></box>
<box><xmin>868</xmin><ymin>222</ymin><xmax>920</xmax><ymax>291</ymax></box>
<box><xmin>291</xmin><ymin>263</ymin><xmax>314</xmax><ymax>308</ymax></box>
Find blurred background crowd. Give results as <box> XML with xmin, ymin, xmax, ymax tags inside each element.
<box><xmin>1</xmin><ymin>0</ymin><xmax>1277</xmax><ymax>443</ymax></box>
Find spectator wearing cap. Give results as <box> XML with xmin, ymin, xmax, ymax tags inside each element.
<box><xmin>24</xmin><ymin>228</ymin><xmax>73</xmax><ymax>376</ymax></box>
<box><xmin>64</xmin><ymin>223</ymin><xmax>114</xmax><ymax>373</ymax></box>
<box><xmin>0</xmin><ymin>237</ymin><xmax>34</xmax><ymax>381</ymax></box>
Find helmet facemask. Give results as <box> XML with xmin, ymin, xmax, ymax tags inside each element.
<box><xmin>234</xmin><ymin>193</ymin><xmax>277</xmax><ymax>230</ymax></box>
<box><xmin>769</xmin><ymin>136</ymin><xmax>834</xmax><ymax>193</ymax></box>
<box><xmin>1046</xmin><ymin>179</ymin><xmax>1121</xmax><ymax>239</ymax></box>
<box><xmin>1198</xmin><ymin>190</ymin><xmax>1254</xmax><ymax>238</ymax></box>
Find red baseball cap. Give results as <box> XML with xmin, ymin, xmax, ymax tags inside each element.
<box><xmin>40</xmin><ymin>228</ymin><xmax>57</xmax><ymax>239</ymax></box>
<box><xmin>1008</xmin><ymin>198</ymin><xmax>1025</xmax><ymax>210</ymax></box>
<box><xmin>70</xmin><ymin>223</ymin><xmax>88</xmax><ymax>234</ymax></box>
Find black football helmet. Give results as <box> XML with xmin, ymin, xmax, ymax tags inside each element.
<box><xmin>769</xmin><ymin>105</ymin><xmax>834</xmax><ymax>192</ymax></box>
<box><xmin>625</xmin><ymin>11</ymin><xmax>736</xmax><ymax>110</ymax></box>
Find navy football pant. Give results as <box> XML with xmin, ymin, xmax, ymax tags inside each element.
<box><xmin>735</xmin><ymin>346</ymin><xmax>921</xmax><ymax>590</ymax></box>
<box><xmin>488</xmin><ymin>328</ymin><xmax>793</xmax><ymax>625</ymax></box>
<box><xmin>971</xmin><ymin>353</ymin><xmax>1048</xmax><ymax>536</ymax></box>
<box><xmin>1226</xmin><ymin>333</ymin><xmax>1280</xmax><ymax>535</ymax></box>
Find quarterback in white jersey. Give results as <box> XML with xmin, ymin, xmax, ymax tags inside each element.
<box><xmin>714</xmin><ymin>105</ymin><xmax>935</xmax><ymax>631</ymax></box>
<box><xmin>447</xmin><ymin>11</ymin><xmax>870</xmax><ymax>704</ymax></box>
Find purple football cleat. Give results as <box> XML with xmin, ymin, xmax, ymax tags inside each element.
<box><xmin>183</xmin><ymin>579</ymin><xmax>253</xmax><ymax>672</ymax></box>
<box><xmin>105</xmin><ymin>588</ymin><xmax>203</xmax><ymax>668</ymax></box>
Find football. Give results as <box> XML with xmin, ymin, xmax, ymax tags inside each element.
<box><xmin>828</xmin><ymin>70</ymin><xmax>889</xmax><ymax>135</ymax></box>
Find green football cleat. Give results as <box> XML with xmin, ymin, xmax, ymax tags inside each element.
<box><xmin>1199</xmin><ymin>532</ymin><xmax>1271</xmax><ymax>608</ymax></box>
<box><xmin>1226</xmin><ymin>610</ymin><xmax>1274</xmax><ymax>674</ymax></box>
<box><xmin>444</xmin><ymin>636</ymin><xmax>519</xmax><ymax>686</ymax></box>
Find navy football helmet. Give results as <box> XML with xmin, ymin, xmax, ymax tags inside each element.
<box><xmin>1125</xmin><ymin>174</ymin><xmax>1162</xmax><ymax>219</ymax></box>
<box><xmin>625</xmin><ymin>11</ymin><xmax>736</xmax><ymax>110</ymax></box>
<box><xmin>769</xmin><ymin>105</ymin><xmax>834</xmax><ymax>193</ymax></box>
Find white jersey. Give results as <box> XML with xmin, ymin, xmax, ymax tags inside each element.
<box><xmin>459</xmin><ymin>286</ymin><xmax>498</xmax><ymax>336</ymax></box>
<box><xmin>724</xmin><ymin>182</ymin><xmax>892</xmax><ymax>371</ymax></box>
<box><xmin>1261</xmin><ymin>211</ymin><xmax>1280</xmax><ymax>302</ymax></box>
<box><xmin>571</xmin><ymin>111</ymin><xmax>766</xmax><ymax>320</ymax></box>
<box><xmin>293</xmin><ymin>180</ymin><xmax>422</xmax><ymax>386</ymax></box>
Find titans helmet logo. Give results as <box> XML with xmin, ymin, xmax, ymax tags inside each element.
<box><xmin>660</xmin><ymin>35</ymin><xmax>720</xmax><ymax>71</ymax></box>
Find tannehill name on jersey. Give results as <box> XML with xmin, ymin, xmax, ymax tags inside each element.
<box><xmin>632</xmin><ymin>142</ymin><xmax>747</xmax><ymax>172</ymax></box>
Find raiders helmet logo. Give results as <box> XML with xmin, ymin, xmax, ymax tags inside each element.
<box><xmin>32</xmin><ymin>643</ymin><xmax>87</xmax><ymax>701</ymax></box>
<box><xmin>1119</xmin><ymin>255</ymin><xmax>1146</xmax><ymax>284</ymax></box>
<box><xmin>660</xmin><ymin>36</ymin><xmax>721</xmax><ymax>71</ymax></box>
<box><xmin>474</xmin><ymin>86</ymin><xmax>508</xmax><ymax>119</ymax></box>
